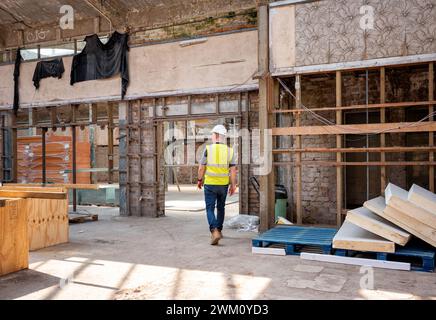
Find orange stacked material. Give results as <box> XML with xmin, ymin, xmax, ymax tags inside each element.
<box><xmin>17</xmin><ymin>135</ymin><xmax>90</xmax><ymax>184</ymax></box>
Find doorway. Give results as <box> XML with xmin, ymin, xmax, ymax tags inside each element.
<box><xmin>163</xmin><ymin>117</ymin><xmax>240</xmax><ymax>219</ymax></box>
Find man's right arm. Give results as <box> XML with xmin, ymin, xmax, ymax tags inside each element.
<box><xmin>197</xmin><ymin>148</ymin><xmax>208</xmax><ymax>189</ymax></box>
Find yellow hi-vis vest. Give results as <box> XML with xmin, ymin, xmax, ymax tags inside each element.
<box><xmin>204</xmin><ymin>144</ymin><xmax>234</xmax><ymax>186</ymax></box>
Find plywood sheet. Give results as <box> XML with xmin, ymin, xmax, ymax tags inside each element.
<box><xmin>17</xmin><ymin>135</ymin><xmax>90</xmax><ymax>184</ymax></box>
<box><xmin>0</xmin><ymin>199</ymin><xmax>28</xmax><ymax>276</ymax></box>
<box><xmin>408</xmin><ymin>184</ymin><xmax>436</xmax><ymax>216</ymax></box>
<box><xmin>333</xmin><ymin>221</ymin><xmax>396</xmax><ymax>253</ymax></box>
<box><xmin>26</xmin><ymin>197</ymin><xmax>69</xmax><ymax>251</ymax></box>
<box><xmin>346</xmin><ymin>207</ymin><xmax>411</xmax><ymax>246</ymax></box>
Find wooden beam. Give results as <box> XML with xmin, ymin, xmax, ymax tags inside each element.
<box><xmin>429</xmin><ymin>63</ymin><xmax>434</xmax><ymax>192</ymax></box>
<box><xmin>336</xmin><ymin>71</ymin><xmax>342</xmax><ymax>227</ymax></box>
<box><xmin>333</xmin><ymin>221</ymin><xmax>396</xmax><ymax>253</ymax></box>
<box><xmin>49</xmin><ymin>107</ymin><xmax>57</xmax><ymax>128</ymax></box>
<box><xmin>273</xmin><ymin>146</ymin><xmax>436</xmax><ymax>154</ymax></box>
<box><xmin>270</xmin><ymin>100</ymin><xmax>436</xmax><ymax>114</ymax></box>
<box><xmin>0</xmin><ymin>190</ymin><xmax>67</xmax><ymax>199</ymax></box>
<box><xmin>380</xmin><ymin>67</ymin><xmax>387</xmax><ymax>195</ymax></box>
<box><xmin>296</xmin><ymin>75</ymin><xmax>302</xmax><ymax>224</ymax></box>
<box><xmin>3</xmin><ymin>183</ymin><xmax>100</xmax><ymax>190</ymax></box>
<box><xmin>274</xmin><ymin>161</ymin><xmax>436</xmax><ymax>167</ymax></box>
<box><xmin>91</xmin><ymin>104</ymin><xmax>98</xmax><ymax>124</ymax></box>
<box><xmin>273</xmin><ymin>161</ymin><xmax>436</xmax><ymax>168</ymax></box>
<box><xmin>272</xmin><ymin>122</ymin><xmax>436</xmax><ymax>136</ymax></box>
<box><xmin>258</xmin><ymin>4</ymin><xmax>272</xmax><ymax>232</ymax></box>
<box><xmin>346</xmin><ymin>207</ymin><xmax>411</xmax><ymax>246</ymax></box>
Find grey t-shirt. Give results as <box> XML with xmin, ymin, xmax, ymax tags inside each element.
<box><xmin>200</xmin><ymin>143</ymin><xmax>236</xmax><ymax>167</ymax></box>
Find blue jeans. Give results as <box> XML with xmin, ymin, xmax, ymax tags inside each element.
<box><xmin>204</xmin><ymin>184</ymin><xmax>229</xmax><ymax>232</ymax></box>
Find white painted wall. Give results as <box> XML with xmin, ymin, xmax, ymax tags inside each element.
<box><xmin>0</xmin><ymin>30</ymin><xmax>258</xmax><ymax>109</ymax></box>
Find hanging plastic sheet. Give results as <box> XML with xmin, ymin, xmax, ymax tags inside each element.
<box><xmin>70</xmin><ymin>31</ymin><xmax>129</xmax><ymax>99</ymax></box>
<box><xmin>33</xmin><ymin>58</ymin><xmax>65</xmax><ymax>89</ymax></box>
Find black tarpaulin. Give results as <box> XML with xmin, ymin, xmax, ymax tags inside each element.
<box><xmin>70</xmin><ymin>31</ymin><xmax>129</xmax><ymax>99</ymax></box>
<box><xmin>33</xmin><ymin>58</ymin><xmax>65</xmax><ymax>89</ymax></box>
<box><xmin>13</xmin><ymin>48</ymin><xmax>22</xmax><ymax>114</ymax></box>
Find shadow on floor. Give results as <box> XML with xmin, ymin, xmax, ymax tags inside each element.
<box><xmin>0</xmin><ymin>269</ymin><xmax>61</xmax><ymax>300</ymax></box>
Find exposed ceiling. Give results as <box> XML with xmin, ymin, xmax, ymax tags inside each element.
<box><xmin>0</xmin><ymin>0</ymin><xmax>258</xmax><ymax>49</ymax></box>
<box><xmin>0</xmin><ymin>0</ymin><xmax>258</xmax><ymax>29</ymax></box>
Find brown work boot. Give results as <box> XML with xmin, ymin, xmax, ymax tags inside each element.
<box><xmin>210</xmin><ymin>229</ymin><xmax>221</xmax><ymax>246</ymax></box>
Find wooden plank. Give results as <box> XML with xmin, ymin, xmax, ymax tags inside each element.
<box><xmin>3</xmin><ymin>183</ymin><xmax>100</xmax><ymax>190</ymax></box>
<box><xmin>272</xmin><ymin>122</ymin><xmax>436</xmax><ymax>136</ymax></box>
<box><xmin>0</xmin><ymin>199</ymin><xmax>28</xmax><ymax>276</ymax></box>
<box><xmin>0</xmin><ymin>186</ymin><xmax>65</xmax><ymax>193</ymax></box>
<box><xmin>363</xmin><ymin>197</ymin><xmax>436</xmax><ymax>247</ymax></box>
<box><xmin>336</xmin><ymin>71</ymin><xmax>342</xmax><ymax>227</ymax></box>
<box><xmin>273</xmin><ymin>146</ymin><xmax>436</xmax><ymax>154</ymax></box>
<box><xmin>408</xmin><ymin>184</ymin><xmax>436</xmax><ymax>215</ymax></box>
<box><xmin>300</xmin><ymin>253</ymin><xmax>411</xmax><ymax>271</ymax></box>
<box><xmin>383</xmin><ymin>206</ymin><xmax>436</xmax><ymax>248</ymax></box>
<box><xmin>430</xmin><ymin>63</ymin><xmax>434</xmax><ymax>192</ymax></box>
<box><xmin>258</xmin><ymin>4</ymin><xmax>272</xmax><ymax>232</ymax></box>
<box><xmin>296</xmin><ymin>75</ymin><xmax>302</xmax><ymax>224</ymax></box>
<box><xmin>380</xmin><ymin>67</ymin><xmax>387</xmax><ymax>195</ymax></box>
<box><xmin>252</xmin><ymin>247</ymin><xmax>286</xmax><ymax>256</ymax></box>
<box><xmin>333</xmin><ymin>221</ymin><xmax>396</xmax><ymax>253</ymax></box>
<box><xmin>346</xmin><ymin>207</ymin><xmax>411</xmax><ymax>246</ymax></box>
<box><xmin>270</xmin><ymin>100</ymin><xmax>436</xmax><ymax>114</ymax></box>
<box><xmin>274</xmin><ymin>161</ymin><xmax>436</xmax><ymax>166</ymax></box>
<box><xmin>0</xmin><ymin>190</ymin><xmax>67</xmax><ymax>199</ymax></box>
<box><xmin>386</xmin><ymin>183</ymin><xmax>436</xmax><ymax>230</ymax></box>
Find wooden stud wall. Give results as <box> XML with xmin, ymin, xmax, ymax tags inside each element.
<box><xmin>272</xmin><ymin>62</ymin><xmax>436</xmax><ymax>226</ymax></box>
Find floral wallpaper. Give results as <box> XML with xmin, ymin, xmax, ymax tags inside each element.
<box><xmin>295</xmin><ymin>0</ymin><xmax>436</xmax><ymax>66</ymax></box>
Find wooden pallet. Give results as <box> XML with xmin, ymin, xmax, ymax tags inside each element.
<box><xmin>335</xmin><ymin>241</ymin><xmax>435</xmax><ymax>272</ymax></box>
<box><xmin>252</xmin><ymin>226</ymin><xmax>337</xmax><ymax>255</ymax></box>
<box><xmin>69</xmin><ymin>213</ymin><xmax>99</xmax><ymax>223</ymax></box>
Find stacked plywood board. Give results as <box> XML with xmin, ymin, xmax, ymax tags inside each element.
<box><xmin>0</xmin><ymin>186</ymin><xmax>69</xmax><ymax>251</ymax></box>
<box><xmin>0</xmin><ymin>198</ymin><xmax>28</xmax><ymax>276</ymax></box>
<box><xmin>17</xmin><ymin>135</ymin><xmax>90</xmax><ymax>184</ymax></box>
<box><xmin>334</xmin><ymin>183</ymin><xmax>436</xmax><ymax>254</ymax></box>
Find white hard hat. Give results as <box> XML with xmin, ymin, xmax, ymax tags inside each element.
<box><xmin>211</xmin><ymin>124</ymin><xmax>227</xmax><ymax>136</ymax></box>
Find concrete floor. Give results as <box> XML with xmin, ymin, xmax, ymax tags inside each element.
<box><xmin>1</xmin><ymin>199</ymin><xmax>436</xmax><ymax>300</ymax></box>
<box><xmin>165</xmin><ymin>185</ymin><xmax>239</xmax><ymax>211</ymax></box>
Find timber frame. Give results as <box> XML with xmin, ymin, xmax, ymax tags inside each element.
<box><xmin>271</xmin><ymin>62</ymin><xmax>435</xmax><ymax>227</ymax></box>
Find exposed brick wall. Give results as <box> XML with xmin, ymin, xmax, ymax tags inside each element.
<box><xmin>278</xmin><ymin>66</ymin><xmax>432</xmax><ymax>225</ymax></box>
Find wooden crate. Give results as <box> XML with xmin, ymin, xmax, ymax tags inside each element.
<box><xmin>0</xmin><ymin>187</ymin><xmax>69</xmax><ymax>251</ymax></box>
<box><xmin>0</xmin><ymin>198</ymin><xmax>28</xmax><ymax>276</ymax></box>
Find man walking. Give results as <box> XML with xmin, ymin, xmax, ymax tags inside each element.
<box><xmin>198</xmin><ymin>125</ymin><xmax>237</xmax><ymax>245</ymax></box>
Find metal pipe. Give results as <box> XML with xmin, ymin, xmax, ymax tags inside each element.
<box><xmin>72</xmin><ymin>125</ymin><xmax>77</xmax><ymax>212</ymax></box>
<box><xmin>42</xmin><ymin>127</ymin><xmax>47</xmax><ymax>184</ymax></box>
